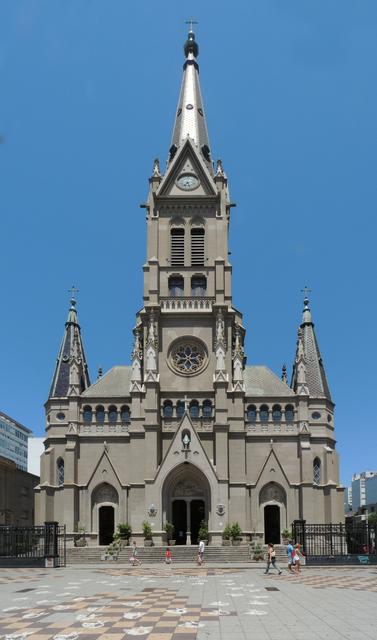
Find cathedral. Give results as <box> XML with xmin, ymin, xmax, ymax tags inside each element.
<box><xmin>35</xmin><ymin>29</ymin><xmax>344</xmax><ymax>546</ymax></box>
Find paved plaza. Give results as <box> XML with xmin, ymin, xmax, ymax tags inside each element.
<box><xmin>0</xmin><ymin>564</ymin><xmax>376</xmax><ymax>640</ymax></box>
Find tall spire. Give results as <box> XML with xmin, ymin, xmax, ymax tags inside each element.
<box><xmin>169</xmin><ymin>26</ymin><xmax>212</xmax><ymax>171</ymax></box>
<box><xmin>291</xmin><ymin>294</ymin><xmax>332</xmax><ymax>401</ymax></box>
<box><xmin>49</xmin><ymin>295</ymin><xmax>90</xmax><ymax>398</ymax></box>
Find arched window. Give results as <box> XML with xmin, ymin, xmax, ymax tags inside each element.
<box><xmin>189</xmin><ymin>400</ymin><xmax>199</xmax><ymax>419</ymax></box>
<box><xmin>203</xmin><ymin>399</ymin><xmax>212</xmax><ymax>418</ymax></box>
<box><xmin>176</xmin><ymin>400</ymin><xmax>185</xmax><ymax>419</ymax></box>
<box><xmin>191</xmin><ymin>275</ymin><xmax>207</xmax><ymax>296</ymax></box>
<box><xmin>121</xmin><ymin>406</ymin><xmax>130</xmax><ymax>423</ymax></box>
<box><xmin>246</xmin><ymin>405</ymin><xmax>257</xmax><ymax>423</ymax></box>
<box><xmin>96</xmin><ymin>405</ymin><xmax>105</xmax><ymax>423</ymax></box>
<box><xmin>313</xmin><ymin>458</ymin><xmax>321</xmax><ymax>485</ymax></box>
<box><xmin>260</xmin><ymin>405</ymin><xmax>269</xmax><ymax>423</ymax></box>
<box><xmin>191</xmin><ymin>227</ymin><xmax>205</xmax><ymax>266</ymax></box>
<box><xmin>108</xmin><ymin>406</ymin><xmax>117</xmax><ymax>423</ymax></box>
<box><xmin>168</xmin><ymin>275</ymin><xmax>184</xmax><ymax>297</ymax></box>
<box><xmin>57</xmin><ymin>458</ymin><xmax>64</xmax><ymax>486</ymax></box>
<box><xmin>272</xmin><ymin>405</ymin><xmax>282</xmax><ymax>423</ymax></box>
<box><xmin>83</xmin><ymin>406</ymin><xmax>92</xmax><ymax>423</ymax></box>
<box><xmin>285</xmin><ymin>404</ymin><xmax>295</xmax><ymax>422</ymax></box>
<box><xmin>171</xmin><ymin>228</ymin><xmax>185</xmax><ymax>266</ymax></box>
<box><xmin>163</xmin><ymin>400</ymin><xmax>173</xmax><ymax>418</ymax></box>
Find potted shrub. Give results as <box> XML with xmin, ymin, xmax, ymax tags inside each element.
<box><xmin>74</xmin><ymin>524</ymin><xmax>87</xmax><ymax>547</ymax></box>
<box><xmin>142</xmin><ymin>520</ymin><xmax>153</xmax><ymax>546</ymax></box>
<box><xmin>198</xmin><ymin>520</ymin><xmax>209</xmax><ymax>543</ymax></box>
<box><xmin>222</xmin><ymin>525</ymin><xmax>232</xmax><ymax>546</ymax></box>
<box><xmin>250</xmin><ymin>540</ymin><xmax>264</xmax><ymax>561</ymax></box>
<box><xmin>281</xmin><ymin>528</ymin><xmax>292</xmax><ymax>544</ymax></box>
<box><xmin>164</xmin><ymin>521</ymin><xmax>175</xmax><ymax>545</ymax></box>
<box><xmin>117</xmin><ymin>523</ymin><xmax>132</xmax><ymax>546</ymax></box>
<box><xmin>230</xmin><ymin>522</ymin><xmax>243</xmax><ymax>545</ymax></box>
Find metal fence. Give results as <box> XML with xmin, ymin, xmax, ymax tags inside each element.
<box><xmin>292</xmin><ymin>520</ymin><xmax>377</xmax><ymax>565</ymax></box>
<box><xmin>0</xmin><ymin>522</ymin><xmax>66</xmax><ymax>567</ymax></box>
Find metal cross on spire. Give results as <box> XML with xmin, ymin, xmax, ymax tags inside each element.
<box><xmin>68</xmin><ymin>285</ymin><xmax>79</xmax><ymax>301</ymax></box>
<box><xmin>185</xmin><ymin>18</ymin><xmax>198</xmax><ymax>32</ymax></box>
<box><xmin>301</xmin><ymin>285</ymin><xmax>312</xmax><ymax>299</ymax></box>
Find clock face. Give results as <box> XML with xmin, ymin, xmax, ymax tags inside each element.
<box><xmin>176</xmin><ymin>173</ymin><xmax>200</xmax><ymax>191</ymax></box>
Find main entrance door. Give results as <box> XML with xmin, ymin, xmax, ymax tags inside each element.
<box><xmin>264</xmin><ymin>505</ymin><xmax>280</xmax><ymax>544</ymax></box>
<box><xmin>190</xmin><ymin>499</ymin><xmax>205</xmax><ymax>545</ymax></box>
<box><xmin>172</xmin><ymin>500</ymin><xmax>187</xmax><ymax>545</ymax></box>
<box><xmin>99</xmin><ymin>506</ymin><xmax>114</xmax><ymax>545</ymax></box>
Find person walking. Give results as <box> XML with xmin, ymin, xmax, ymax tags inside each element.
<box><xmin>165</xmin><ymin>546</ymin><xmax>172</xmax><ymax>564</ymax></box>
<box><xmin>264</xmin><ymin>543</ymin><xmax>282</xmax><ymax>575</ymax></box>
<box><xmin>129</xmin><ymin>540</ymin><xmax>141</xmax><ymax>566</ymax></box>
<box><xmin>197</xmin><ymin>538</ymin><xmax>205</xmax><ymax>566</ymax></box>
<box><xmin>286</xmin><ymin>540</ymin><xmax>295</xmax><ymax>573</ymax></box>
<box><xmin>293</xmin><ymin>543</ymin><xmax>304</xmax><ymax>574</ymax></box>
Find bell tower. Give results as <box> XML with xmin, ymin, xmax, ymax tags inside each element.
<box><xmin>130</xmin><ymin>27</ymin><xmax>246</xmax><ymax>482</ymax></box>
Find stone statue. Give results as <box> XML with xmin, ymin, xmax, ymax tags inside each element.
<box><xmin>146</xmin><ymin>344</ymin><xmax>157</xmax><ymax>371</ymax></box>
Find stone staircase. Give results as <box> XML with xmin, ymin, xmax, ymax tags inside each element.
<box><xmin>67</xmin><ymin>544</ymin><xmax>252</xmax><ymax>564</ymax></box>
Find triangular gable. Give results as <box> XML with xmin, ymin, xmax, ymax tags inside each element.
<box><xmin>157</xmin><ymin>139</ymin><xmax>217</xmax><ymax>198</ymax></box>
<box><xmin>153</xmin><ymin>412</ymin><xmax>219</xmax><ymax>486</ymax></box>
<box><xmin>85</xmin><ymin>447</ymin><xmax>124</xmax><ymax>490</ymax></box>
<box><xmin>254</xmin><ymin>447</ymin><xmax>292</xmax><ymax>489</ymax></box>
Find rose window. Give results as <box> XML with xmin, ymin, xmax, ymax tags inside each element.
<box><xmin>170</xmin><ymin>340</ymin><xmax>206</xmax><ymax>375</ymax></box>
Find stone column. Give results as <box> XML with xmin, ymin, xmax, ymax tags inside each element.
<box><xmin>186</xmin><ymin>500</ymin><xmax>191</xmax><ymax>545</ymax></box>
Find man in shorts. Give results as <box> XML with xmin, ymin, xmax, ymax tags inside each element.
<box><xmin>197</xmin><ymin>538</ymin><xmax>205</xmax><ymax>565</ymax></box>
<box><xmin>287</xmin><ymin>540</ymin><xmax>295</xmax><ymax>573</ymax></box>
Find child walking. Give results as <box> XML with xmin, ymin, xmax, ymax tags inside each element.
<box><xmin>165</xmin><ymin>546</ymin><xmax>172</xmax><ymax>564</ymax></box>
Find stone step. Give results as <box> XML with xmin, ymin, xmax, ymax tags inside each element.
<box><xmin>67</xmin><ymin>544</ymin><xmax>252</xmax><ymax>564</ymax></box>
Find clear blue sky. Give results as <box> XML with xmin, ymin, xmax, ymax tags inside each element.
<box><xmin>1</xmin><ymin>1</ymin><xmax>376</xmax><ymax>487</ymax></box>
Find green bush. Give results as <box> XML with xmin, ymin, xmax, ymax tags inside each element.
<box><xmin>281</xmin><ymin>528</ymin><xmax>292</xmax><ymax>540</ymax></box>
<box><xmin>368</xmin><ymin>512</ymin><xmax>377</xmax><ymax>527</ymax></box>
<box><xmin>198</xmin><ymin>520</ymin><xmax>208</xmax><ymax>541</ymax></box>
<box><xmin>164</xmin><ymin>521</ymin><xmax>175</xmax><ymax>542</ymax></box>
<box><xmin>229</xmin><ymin>522</ymin><xmax>243</xmax><ymax>540</ymax></box>
<box><xmin>222</xmin><ymin>525</ymin><xmax>232</xmax><ymax>540</ymax></box>
<box><xmin>142</xmin><ymin>520</ymin><xmax>153</xmax><ymax>540</ymax></box>
<box><xmin>117</xmin><ymin>523</ymin><xmax>132</xmax><ymax>541</ymax></box>
<box><xmin>250</xmin><ymin>541</ymin><xmax>264</xmax><ymax>561</ymax></box>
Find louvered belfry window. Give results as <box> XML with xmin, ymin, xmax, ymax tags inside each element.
<box><xmin>171</xmin><ymin>228</ymin><xmax>185</xmax><ymax>266</ymax></box>
<box><xmin>191</xmin><ymin>227</ymin><xmax>205</xmax><ymax>266</ymax></box>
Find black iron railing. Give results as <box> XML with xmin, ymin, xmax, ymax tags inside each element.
<box><xmin>292</xmin><ymin>519</ymin><xmax>377</xmax><ymax>565</ymax></box>
<box><xmin>0</xmin><ymin>522</ymin><xmax>66</xmax><ymax>567</ymax></box>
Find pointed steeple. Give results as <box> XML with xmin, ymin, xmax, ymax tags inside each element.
<box><xmin>169</xmin><ymin>27</ymin><xmax>213</xmax><ymax>172</ymax></box>
<box><xmin>49</xmin><ymin>296</ymin><xmax>90</xmax><ymax>398</ymax></box>
<box><xmin>291</xmin><ymin>295</ymin><xmax>332</xmax><ymax>401</ymax></box>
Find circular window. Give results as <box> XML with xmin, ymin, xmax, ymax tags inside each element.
<box><xmin>186</xmin><ymin>103</ymin><xmax>194</xmax><ymax>110</ymax></box>
<box><xmin>169</xmin><ymin>338</ymin><xmax>207</xmax><ymax>376</ymax></box>
<box><xmin>57</xmin><ymin>412</ymin><xmax>65</xmax><ymax>421</ymax></box>
<box><xmin>327</xmin><ymin>414</ymin><xmax>332</xmax><ymax>422</ymax></box>
<box><xmin>312</xmin><ymin>412</ymin><xmax>321</xmax><ymax>420</ymax></box>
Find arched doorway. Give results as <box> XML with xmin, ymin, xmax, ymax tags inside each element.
<box><xmin>264</xmin><ymin>505</ymin><xmax>280</xmax><ymax>544</ymax></box>
<box><xmin>92</xmin><ymin>482</ymin><xmax>119</xmax><ymax>545</ymax></box>
<box><xmin>259</xmin><ymin>482</ymin><xmax>287</xmax><ymax>544</ymax></box>
<box><xmin>99</xmin><ymin>506</ymin><xmax>115</xmax><ymax>545</ymax></box>
<box><xmin>162</xmin><ymin>464</ymin><xmax>210</xmax><ymax>545</ymax></box>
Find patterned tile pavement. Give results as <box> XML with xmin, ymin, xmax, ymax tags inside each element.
<box><xmin>264</xmin><ymin>571</ymin><xmax>377</xmax><ymax>591</ymax></box>
<box><xmin>1</xmin><ymin>566</ymin><xmax>377</xmax><ymax>640</ymax></box>
<box><xmin>96</xmin><ymin>568</ymin><xmax>245</xmax><ymax>579</ymax></box>
<box><xmin>0</xmin><ymin>587</ymin><xmax>235</xmax><ymax>640</ymax></box>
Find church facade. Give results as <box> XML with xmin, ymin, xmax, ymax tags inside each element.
<box><xmin>35</xmin><ymin>30</ymin><xmax>344</xmax><ymax>546</ymax></box>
